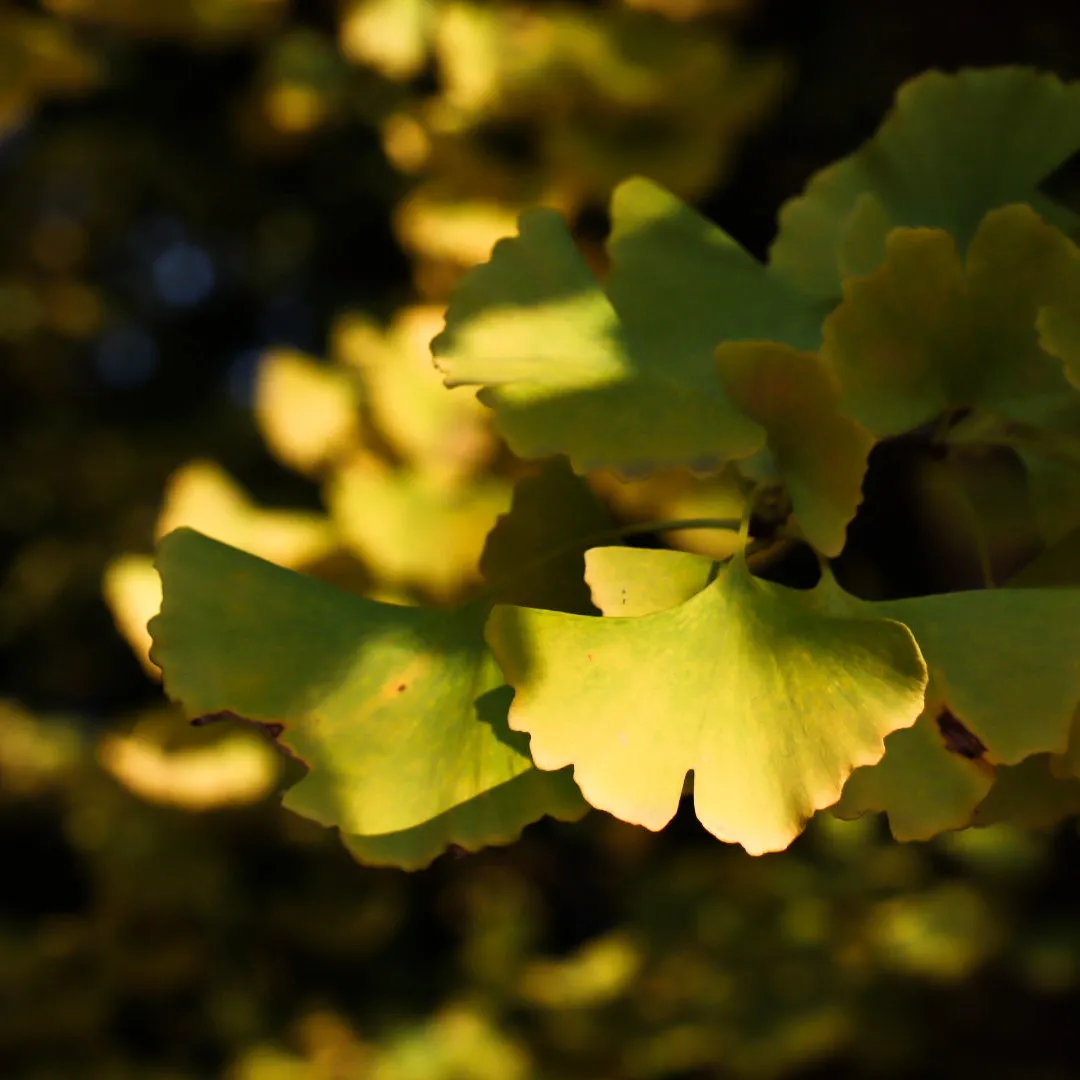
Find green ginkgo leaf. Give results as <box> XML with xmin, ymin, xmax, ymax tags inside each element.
<box><xmin>487</xmin><ymin>552</ymin><xmax>928</xmax><ymax>854</ymax></box>
<box><xmin>770</xmin><ymin>67</ymin><xmax>1080</xmax><ymax>299</ymax></box>
<box><xmin>1007</xmin><ymin>525</ymin><xmax>1080</xmax><ymax>588</ymax></box>
<box><xmin>819</xmin><ymin>571</ymin><xmax>1080</xmax><ymax>839</ymax></box>
<box><xmin>433</xmin><ymin>177</ymin><xmax>823</xmax><ymax>474</ymax></box>
<box><xmin>479</xmin><ymin>456</ymin><xmax>613</xmax><ymax>614</ymax></box>
<box><xmin>149</xmin><ymin>529</ymin><xmax>581</xmax><ymax>859</ymax></box>
<box><xmin>872</xmin><ymin>587</ymin><xmax>1080</xmax><ymax>765</ymax></box>
<box><xmin>831</xmin><ymin>708</ymin><xmax>994</xmax><ymax>841</ymax></box>
<box><xmin>822</xmin><ymin>205</ymin><xmax>1080</xmax><ymax>437</ymax></box>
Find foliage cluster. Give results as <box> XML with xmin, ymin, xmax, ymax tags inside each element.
<box><xmin>11</xmin><ymin>2</ymin><xmax>1080</xmax><ymax>1076</ymax></box>
<box><xmin>141</xmin><ymin>67</ymin><xmax>1080</xmax><ymax>869</ymax></box>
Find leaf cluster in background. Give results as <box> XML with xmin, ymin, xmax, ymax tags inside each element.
<box><xmin>6</xmin><ymin>702</ymin><xmax>1080</xmax><ymax>1080</ymax></box>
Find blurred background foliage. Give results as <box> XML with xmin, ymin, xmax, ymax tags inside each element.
<box><xmin>8</xmin><ymin>0</ymin><xmax>1080</xmax><ymax>1076</ymax></box>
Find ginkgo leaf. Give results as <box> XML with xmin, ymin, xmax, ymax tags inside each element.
<box><xmin>871</xmin><ymin>587</ymin><xmax>1080</xmax><ymax>765</ymax></box>
<box><xmin>327</xmin><ymin>459</ymin><xmax>512</xmax><ymax>601</ymax></box>
<box><xmin>254</xmin><ymin>348</ymin><xmax>360</xmax><ymax>475</ymax></box>
<box><xmin>822</xmin><ymin>205</ymin><xmax>1080</xmax><ymax>437</ymax></box>
<box><xmin>157</xmin><ymin>459</ymin><xmax>337</xmax><ymax>568</ymax></box>
<box><xmin>716</xmin><ymin>341</ymin><xmax>873</xmax><ymax>556</ymax></box>
<box><xmin>433</xmin><ymin>177</ymin><xmax>824</xmax><ymax>474</ymax></box>
<box><xmin>1015</xmin><ymin>448</ymin><xmax>1080</xmax><ymax>547</ymax></box>
<box><xmin>603</xmin><ymin>177</ymin><xmax>825</xmax><ymax>356</ymax></box>
<box><xmin>1007</xmin><ymin>526</ymin><xmax>1080</xmax><ymax>587</ymax></box>
<box><xmin>584</xmin><ymin>545</ymin><xmax>716</xmax><ymax>617</ymax></box>
<box><xmin>831</xmin><ymin>707</ymin><xmax>994</xmax><ymax>841</ymax></box>
<box><xmin>487</xmin><ymin>552</ymin><xmax>928</xmax><ymax>854</ymax></box>
<box><xmin>479</xmin><ymin>457</ymin><xmax>613</xmax><ymax>614</ymax></box>
<box><xmin>341</xmin><ymin>763</ymin><xmax>588</xmax><ymax>871</ymax></box>
<box><xmin>770</xmin><ymin>67</ymin><xmax>1080</xmax><ymax>299</ymax></box>
<box><xmin>150</xmin><ymin>528</ymin><xmax>539</xmax><ymax>837</ymax></box>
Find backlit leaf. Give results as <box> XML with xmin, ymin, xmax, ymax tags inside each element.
<box><xmin>487</xmin><ymin>552</ymin><xmax>928</xmax><ymax>853</ymax></box>
<box><xmin>434</xmin><ymin>177</ymin><xmax>824</xmax><ymax>474</ymax></box>
<box><xmin>341</xmin><ymin>761</ymin><xmax>587</xmax><ymax>870</ymax></box>
<box><xmin>150</xmin><ymin>529</ymin><xmax>576</xmax><ymax>846</ymax></box>
<box><xmin>584</xmin><ymin>545</ymin><xmax>715</xmax><ymax>617</ymax></box>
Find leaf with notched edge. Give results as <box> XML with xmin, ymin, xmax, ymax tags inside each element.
<box><xmin>434</xmin><ymin>177</ymin><xmax>823</xmax><ymax>475</ymax></box>
<box><xmin>489</xmin><ymin>550</ymin><xmax>927</xmax><ymax>854</ymax></box>
<box><xmin>150</xmin><ymin>528</ymin><xmax>585</xmax><ymax>869</ymax></box>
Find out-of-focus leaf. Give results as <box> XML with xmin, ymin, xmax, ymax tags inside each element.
<box><xmin>157</xmin><ymin>460</ymin><xmax>338</xmax><ymax>569</ymax></box>
<box><xmin>102</xmin><ymin>555</ymin><xmax>163</xmax><ymax>677</ymax></box>
<box><xmin>254</xmin><ymin>348</ymin><xmax>361</xmax><ymax>475</ymax></box>
<box><xmin>98</xmin><ymin>729</ymin><xmax>282</xmax><ymax>810</ymax></box>
<box><xmin>328</xmin><ymin>459</ymin><xmax>511</xmax><ymax>601</ymax></box>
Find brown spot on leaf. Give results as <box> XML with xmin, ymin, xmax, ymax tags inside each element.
<box><xmin>397</xmin><ymin>683</ymin><xmax>407</xmax><ymax>693</ymax></box>
<box><xmin>937</xmin><ymin>710</ymin><xmax>987</xmax><ymax>760</ymax></box>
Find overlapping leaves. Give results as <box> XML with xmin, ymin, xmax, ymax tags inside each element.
<box><xmin>822</xmin><ymin>204</ymin><xmax>1080</xmax><ymax>437</ymax></box>
<box><xmin>148</xmin><ymin>460</ymin><xmax>619</xmax><ymax>869</ymax></box>
<box><xmin>433</xmin><ymin>176</ymin><xmax>823</xmax><ymax>475</ymax></box>
<box><xmin>570</xmin><ymin>547</ymin><xmax>1080</xmax><ymax>845</ymax></box>
<box><xmin>146</xmin><ymin>64</ymin><xmax>1080</xmax><ymax>862</ymax></box>
<box><xmin>492</xmin><ymin>548</ymin><xmax>929</xmax><ymax>854</ymax></box>
<box><xmin>770</xmin><ymin>67</ymin><xmax>1080</xmax><ymax>299</ymax></box>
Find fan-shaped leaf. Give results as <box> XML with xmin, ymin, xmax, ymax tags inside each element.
<box><xmin>584</xmin><ymin>545</ymin><xmax>717</xmax><ymax>618</ymax></box>
<box><xmin>341</xmin><ymin>762</ymin><xmax>587</xmax><ymax>871</ymax></box>
<box><xmin>149</xmin><ymin>529</ymin><xmax>582</xmax><ymax>862</ymax></box>
<box><xmin>487</xmin><ymin>552</ymin><xmax>928</xmax><ymax>854</ymax></box>
<box><xmin>973</xmin><ymin>754</ymin><xmax>1080</xmax><ymax>828</ymax></box>
<box><xmin>434</xmin><ymin>177</ymin><xmax>824</xmax><ymax>474</ymax></box>
<box><xmin>480</xmin><ymin>457</ymin><xmax>613</xmax><ymax>614</ymax></box>
<box><xmin>822</xmin><ymin>205</ymin><xmax>1080</xmax><ymax>437</ymax></box>
<box><xmin>872</xmin><ymin>587</ymin><xmax>1080</xmax><ymax>765</ymax></box>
